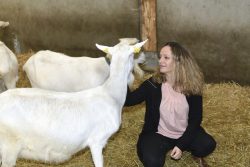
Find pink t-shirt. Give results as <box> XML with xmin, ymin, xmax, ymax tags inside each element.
<box><xmin>157</xmin><ymin>82</ymin><xmax>189</xmax><ymax>139</ymax></box>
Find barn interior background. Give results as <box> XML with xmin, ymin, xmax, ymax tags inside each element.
<box><xmin>0</xmin><ymin>0</ymin><xmax>250</xmax><ymax>167</ymax></box>
<box><xmin>0</xmin><ymin>0</ymin><xmax>249</xmax><ymax>84</ymax></box>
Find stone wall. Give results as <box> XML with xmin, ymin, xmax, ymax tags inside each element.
<box><xmin>157</xmin><ymin>0</ymin><xmax>250</xmax><ymax>84</ymax></box>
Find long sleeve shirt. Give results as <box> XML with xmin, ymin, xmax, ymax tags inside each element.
<box><xmin>125</xmin><ymin>77</ymin><xmax>203</xmax><ymax>151</ymax></box>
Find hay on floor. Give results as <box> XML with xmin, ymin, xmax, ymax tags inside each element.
<box><xmin>10</xmin><ymin>53</ymin><xmax>250</xmax><ymax>166</ymax></box>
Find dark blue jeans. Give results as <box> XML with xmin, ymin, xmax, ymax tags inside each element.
<box><xmin>137</xmin><ymin>129</ymin><xmax>216</xmax><ymax>167</ymax></box>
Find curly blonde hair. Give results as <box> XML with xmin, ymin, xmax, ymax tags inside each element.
<box><xmin>153</xmin><ymin>42</ymin><xmax>204</xmax><ymax>95</ymax></box>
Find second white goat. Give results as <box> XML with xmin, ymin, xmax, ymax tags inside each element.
<box><xmin>23</xmin><ymin>38</ymin><xmax>145</xmax><ymax>92</ymax></box>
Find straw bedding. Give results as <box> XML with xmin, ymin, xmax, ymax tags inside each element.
<box><xmin>11</xmin><ymin>53</ymin><xmax>250</xmax><ymax>166</ymax></box>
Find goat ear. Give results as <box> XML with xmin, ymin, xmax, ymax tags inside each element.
<box><xmin>96</xmin><ymin>44</ymin><xmax>111</xmax><ymax>54</ymax></box>
<box><xmin>133</xmin><ymin>39</ymin><xmax>148</xmax><ymax>53</ymax></box>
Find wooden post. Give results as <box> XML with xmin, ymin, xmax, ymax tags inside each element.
<box><xmin>140</xmin><ymin>0</ymin><xmax>157</xmax><ymax>51</ymax></box>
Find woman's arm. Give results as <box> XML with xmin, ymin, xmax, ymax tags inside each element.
<box><xmin>125</xmin><ymin>79</ymin><xmax>150</xmax><ymax>106</ymax></box>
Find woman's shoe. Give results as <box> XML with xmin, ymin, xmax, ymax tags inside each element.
<box><xmin>192</xmin><ymin>156</ymin><xmax>210</xmax><ymax>167</ymax></box>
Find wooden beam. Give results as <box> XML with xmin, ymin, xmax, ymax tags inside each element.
<box><xmin>140</xmin><ymin>0</ymin><xmax>157</xmax><ymax>51</ymax></box>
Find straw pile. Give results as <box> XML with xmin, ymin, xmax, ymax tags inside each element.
<box><xmin>13</xmin><ymin>53</ymin><xmax>250</xmax><ymax>167</ymax></box>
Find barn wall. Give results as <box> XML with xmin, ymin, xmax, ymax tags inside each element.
<box><xmin>0</xmin><ymin>0</ymin><xmax>139</xmax><ymax>57</ymax></box>
<box><xmin>0</xmin><ymin>0</ymin><xmax>249</xmax><ymax>84</ymax></box>
<box><xmin>158</xmin><ymin>0</ymin><xmax>250</xmax><ymax>84</ymax></box>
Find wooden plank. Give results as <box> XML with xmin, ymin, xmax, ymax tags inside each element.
<box><xmin>140</xmin><ymin>0</ymin><xmax>157</xmax><ymax>51</ymax></box>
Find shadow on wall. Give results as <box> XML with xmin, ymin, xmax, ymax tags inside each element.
<box><xmin>0</xmin><ymin>0</ymin><xmax>139</xmax><ymax>57</ymax></box>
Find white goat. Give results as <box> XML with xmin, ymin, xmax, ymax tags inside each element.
<box><xmin>0</xmin><ymin>40</ymin><xmax>147</xmax><ymax>167</ymax></box>
<box><xmin>23</xmin><ymin>38</ymin><xmax>145</xmax><ymax>92</ymax></box>
<box><xmin>0</xmin><ymin>41</ymin><xmax>18</xmax><ymax>92</ymax></box>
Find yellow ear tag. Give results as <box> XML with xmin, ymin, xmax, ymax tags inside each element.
<box><xmin>134</xmin><ymin>47</ymin><xmax>141</xmax><ymax>54</ymax></box>
<box><xmin>103</xmin><ymin>48</ymin><xmax>109</xmax><ymax>54</ymax></box>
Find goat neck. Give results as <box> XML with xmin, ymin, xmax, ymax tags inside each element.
<box><xmin>103</xmin><ymin>47</ymin><xmax>133</xmax><ymax>105</ymax></box>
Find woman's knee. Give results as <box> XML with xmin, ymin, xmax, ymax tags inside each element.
<box><xmin>137</xmin><ymin>149</ymin><xmax>165</xmax><ymax>167</ymax></box>
<box><xmin>142</xmin><ymin>156</ymin><xmax>165</xmax><ymax>167</ymax></box>
<box><xmin>136</xmin><ymin>133</ymin><xmax>166</xmax><ymax>167</ymax></box>
<box><xmin>192</xmin><ymin>135</ymin><xmax>217</xmax><ymax>157</ymax></box>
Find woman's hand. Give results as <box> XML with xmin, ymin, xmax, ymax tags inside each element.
<box><xmin>170</xmin><ymin>146</ymin><xmax>182</xmax><ymax>160</ymax></box>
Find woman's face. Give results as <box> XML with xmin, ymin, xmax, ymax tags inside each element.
<box><xmin>159</xmin><ymin>46</ymin><xmax>176</xmax><ymax>75</ymax></box>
